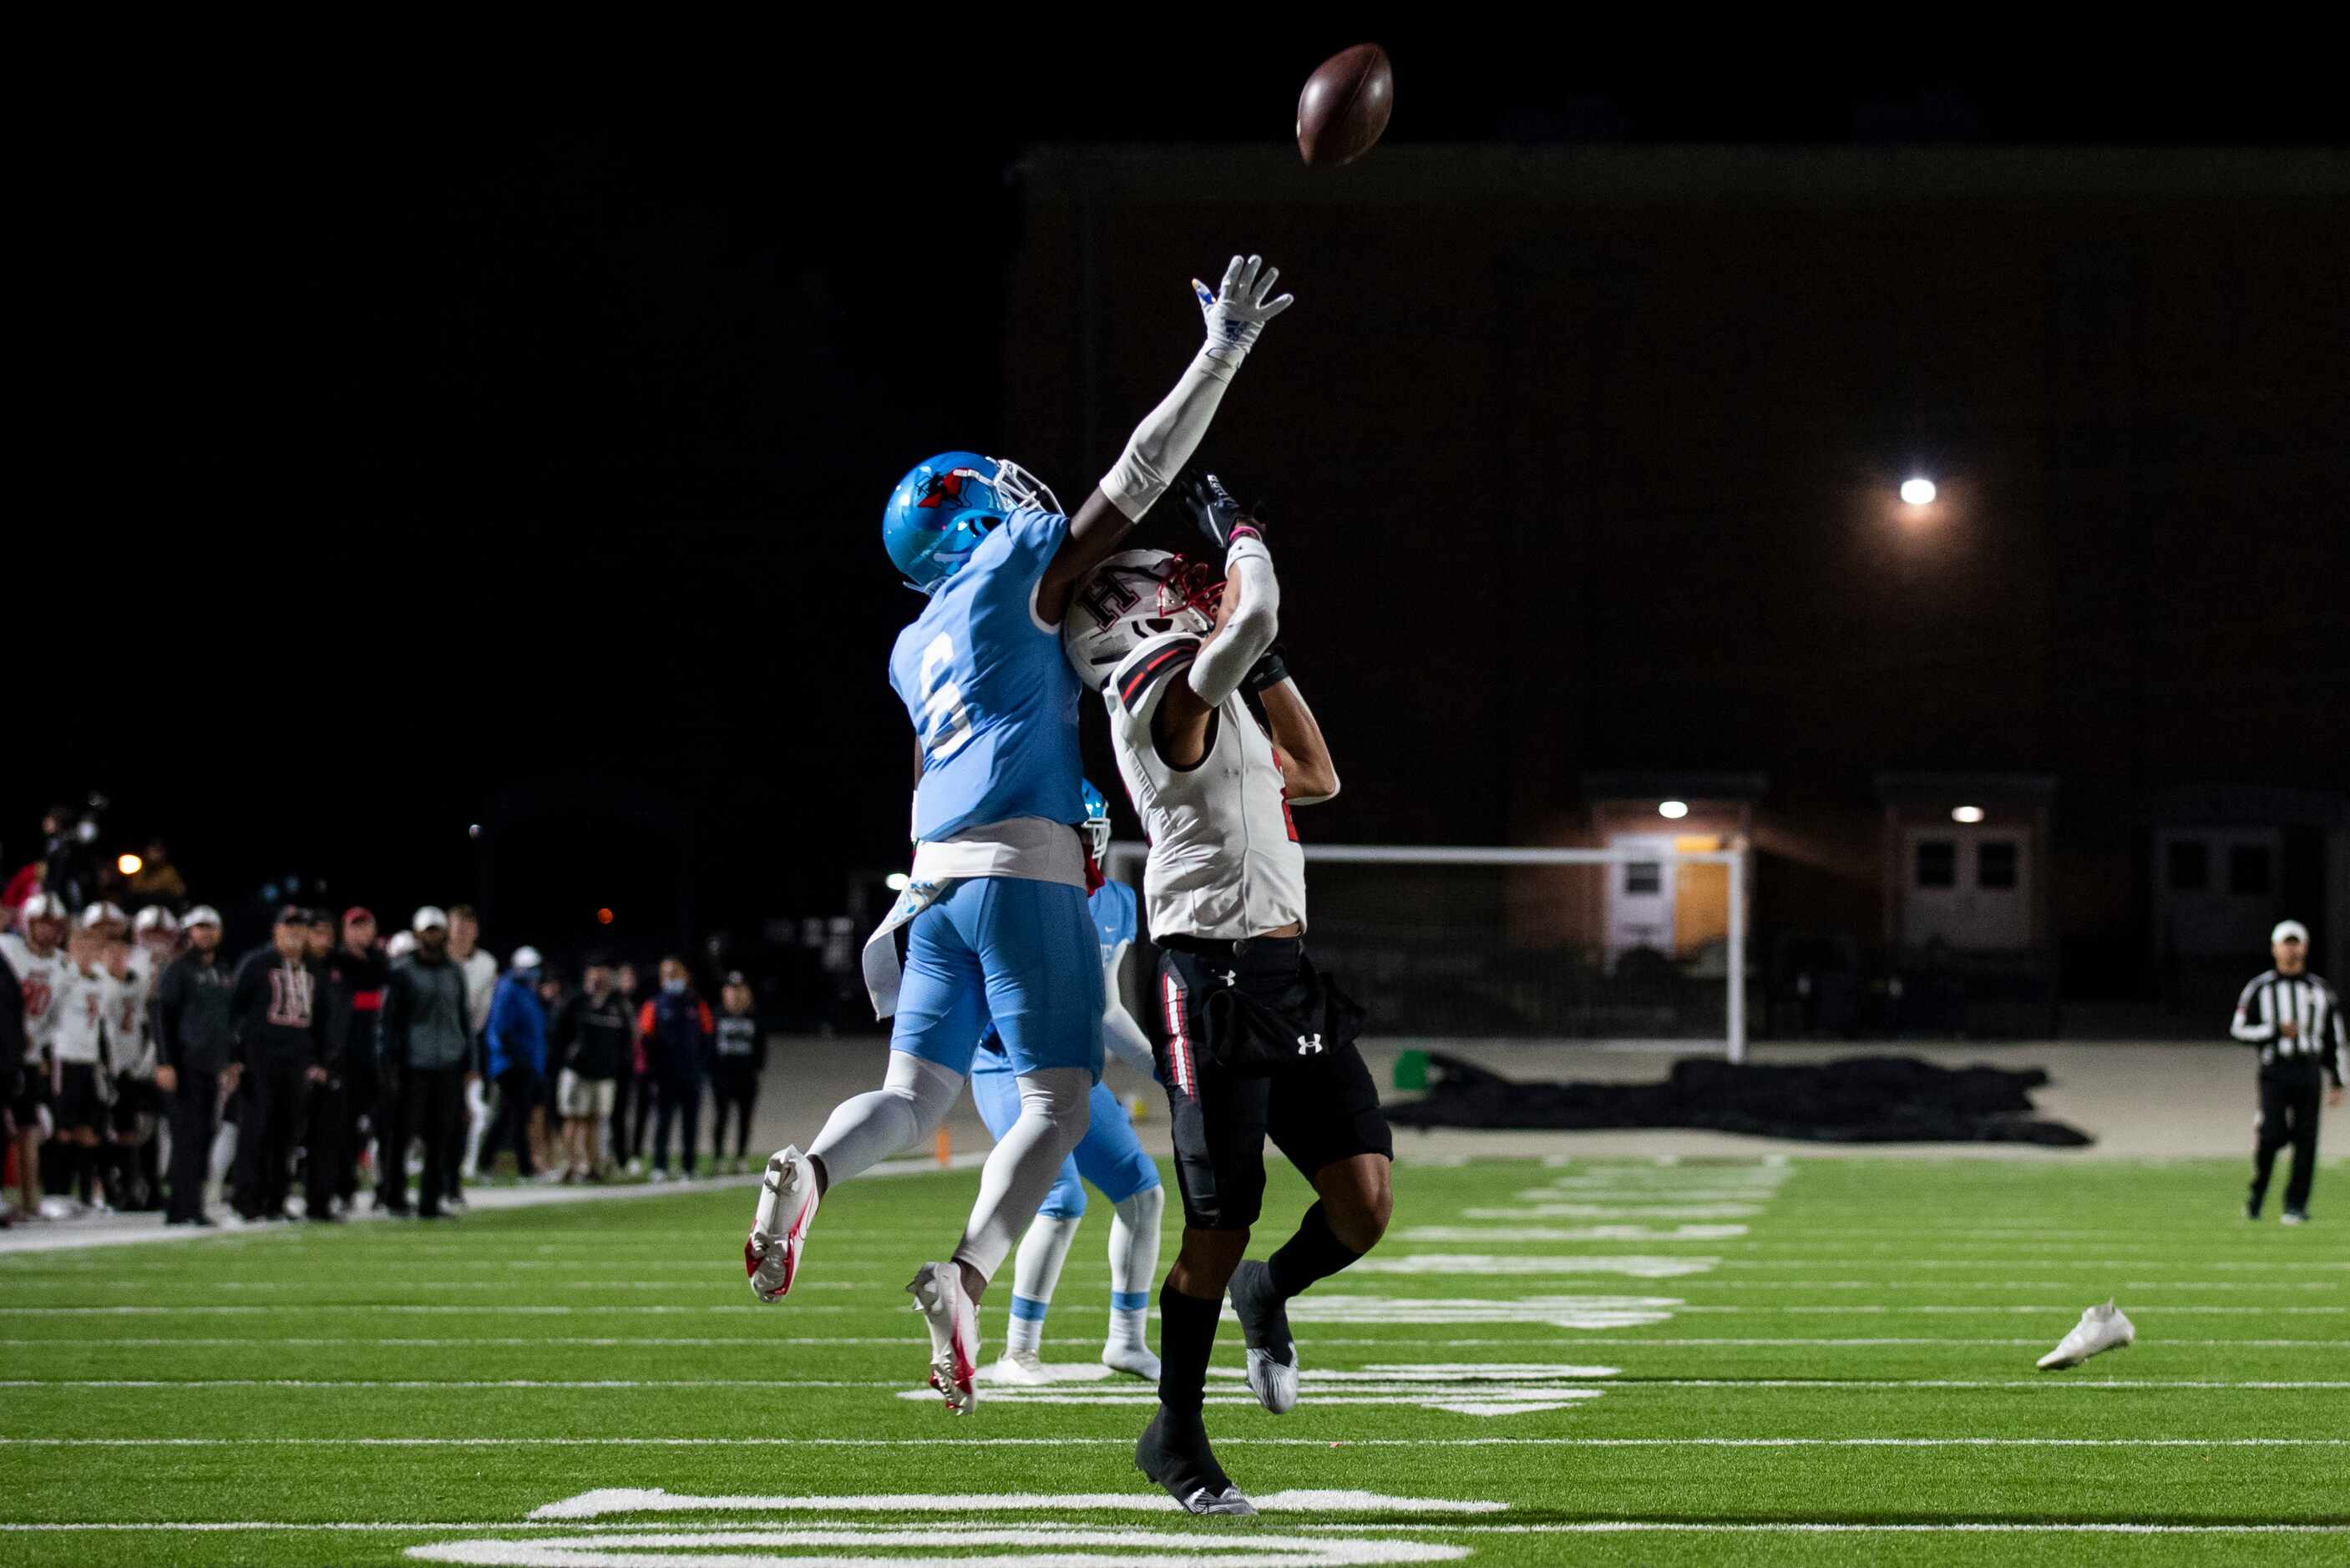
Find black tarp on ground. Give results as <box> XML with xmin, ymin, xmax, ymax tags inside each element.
<box><xmin>1385</xmin><ymin>1054</ymin><xmax>2093</xmax><ymax>1146</ymax></box>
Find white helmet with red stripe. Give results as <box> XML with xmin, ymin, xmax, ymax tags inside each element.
<box><xmin>1060</xmin><ymin>549</ymin><xmax>1224</xmax><ymax>690</ymax></box>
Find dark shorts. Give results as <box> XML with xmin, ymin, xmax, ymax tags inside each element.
<box><xmin>10</xmin><ymin>1061</ymin><xmax>47</xmax><ymax>1127</ymax></box>
<box><xmin>1156</xmin><ymin>938</ymin><xmax>1392</xmax><ymax>1232</ymax></box>
<box><xmin>112</xmin><ymin>1075</ymin><xmax>163</xmax><ymax>1135</ymax></box>
<box><xmin>51</xmin><ymin>1061</ymin><xmax>105</xmax><ymax>1132</ymax></box>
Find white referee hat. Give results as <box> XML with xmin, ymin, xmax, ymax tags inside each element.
<box><xmin>412</xmin><ymin>905</ymin><xmax>449</xmax><ymax>933</ymax></box>
<box><xmin>2271</xmin><ymin>919</ymin><xmax>2309</xmax><ymax>945</ymax></box>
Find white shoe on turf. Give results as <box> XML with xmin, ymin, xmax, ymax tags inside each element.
<box><xmin>981</xmin><ymin>1349</ymin><xmax>1053</xmax><ymax>1386</ymax></box>
<box><xmin>1228</xmin><ymin>1261</ymin><xmax>1299</xmax><ymax>1414</ymax></box>
<box><xmin>908</xmin><ymin>1261</ymin><xmax>980</xmax><ymax>1414</ymax></box>
<box><xmin>1102</xmin><ymin>1342</ymin><xmax>1162</xmax><ymax>1381</ymax></box>
<box><xmin>746</xmin><ymin>1146</ymin><xmax>819</xmax><ymax>1303</ymax></box>
<box><xmin>2282</xmin><ymin>1210</ymin><xmax>2308</xmax><ymax>1226</ymax></box>
<box><xmin>2036</xmin><ymin>1298</ymin><xmax>2135</xmax><ymax>1370</ymax></box>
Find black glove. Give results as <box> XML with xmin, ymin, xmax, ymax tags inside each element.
<box><xmin>1174</xmin><ymin>470</ymin><xmax>1264</xmax><ymax>554</ymax></box>
<box><xmin>1242</xmin><ymin>642</ymin><xmax>1290</xmax><ymax>695</ymax></box>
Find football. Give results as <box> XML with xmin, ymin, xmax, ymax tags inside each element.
<box><xmin>1296</xmin><ymin>43</ymin><xmax>1394</xmax><ymax>165</ymax></box>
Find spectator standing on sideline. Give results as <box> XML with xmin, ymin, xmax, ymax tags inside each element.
<box><xmin>614</xmin><ymin>959</ymin><xmax>648</xmax><ymax>1173</ymax></box>
<box><xmin>0</xmin><ymin>957</ymin><xmax>21</xmax><ymax>1226</ymax></box>
<box><xmin>377</xmin><ymin>908</ymin><xmax>474</xmax><ymax>1220</ymax></box>
<box><xmin>296</xmin><ymin>910</ymin><xmax>349</xmax><ymax>1220</ymax></box>
<box><xmin>709</xmin><ymin>971</ymin><xmax>767</xmax><ymax>1174</ymax></box>
<box><xmin>103</xmin><ymin>908</ymin><xmax>174</xmax><ymax>1211</ymax></box>
<box><xmin>2231</xmin><ymin>919</ymin><xmax>2347</xmax><ymax>1223</ymax></box>
<box><xmin>227</xmin><ymin>907</ymin><xmax>327</xmax><ymax>1223</ymax></box>
<box><xmin>533</xmin><ymin>969</ymin><xmax>569</xmax><ymax>1173</ymax></box>
<box><xmin>554</xmin><ymin>954</ymin><xmax>629</xmax><ymax>1180</ymax></box>
<box><xmin>3</xmin><ymin>893</ymin><xmax>76</xmax><ymax>1217</ymax></box>
<box><xmin>321</xmin><ymin>908</ymin><xmax>387</xmax><ymax>1211</ymax></box>
<box><xmin>638</xmin><ymin>955</ymin><xmax>712</xmax><ymax>1181</ymax></box>
<box><xmin>154</xmin><ymin>908</ymin><xmax>232</xmax><ymax>1226</ymax></box>
<box><xmin>484</xmin><ymin>947</ymin><xmax>549</xmax><ymax>1179</ymax></box>
<box><xmin>446</xmin><ymin>905</ymin><xmax>498</xmax><ymax>1200</ymax></box>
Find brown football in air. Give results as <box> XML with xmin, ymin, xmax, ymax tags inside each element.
<box><xmin>1297</xmin><ymin>43</ymin><xmax>1393</xmax><ymax>165</ymax></box>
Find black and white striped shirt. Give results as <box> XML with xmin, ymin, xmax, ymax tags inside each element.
<box><xmin>2231</xmin><ymin>969</ymin><xmax>2347</xmax><ymax>1088</ymax></box>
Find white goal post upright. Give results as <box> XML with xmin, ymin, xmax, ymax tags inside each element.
<box><xmin>1103</xmin><ymin>842</ymin><xmax>1750</xmax><ymax>1063</ymax></box>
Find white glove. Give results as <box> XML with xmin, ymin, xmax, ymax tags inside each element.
<box><xmin>1192</xmin><ymin>255</ymin><xmax>1294</xmax><ymax>369</ymax></box>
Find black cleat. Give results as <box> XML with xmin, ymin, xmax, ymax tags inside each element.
<box><xmin>1136</xmin><ymin>1406</ymin><xmax>1256</xmax><ymax>1516</ymax></box>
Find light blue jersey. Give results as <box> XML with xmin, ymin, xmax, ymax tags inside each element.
<box><xmin>889</xmin><ymin>507</ymin><xmax>1084</xmax><ymax>842</ymax></box>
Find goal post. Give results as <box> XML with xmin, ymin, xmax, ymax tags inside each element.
<box><xmin>1103</xmin><ymin>842</ymin><xmax>1749</xmax><ymax>1062</ymax></box>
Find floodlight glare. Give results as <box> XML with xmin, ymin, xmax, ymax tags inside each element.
<box><xmin>117</xmin><ymin>853</ymin><xmax>144</xmax><ymax>877</ymax></box>
<box><xmin>1659</xmin><ymin>800</ymin><xmax>1691</xmax><ymax>820</ymax></box>
<box><xmin>1952</xmin><ymin>805</ymin><xmax>1986</xmax><ymax>824</ymax></box>
<box><xmin>1901</xmin><ymin>478</ymin><xmax>1937</xmax><ymax>507</ymax></box>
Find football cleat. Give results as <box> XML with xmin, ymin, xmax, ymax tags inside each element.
<box><xmin>2036</xmin><ymin>1299</ymin><xmax>2136</xmax><ymax>1370</ymax></box>
<box><xmin>745</xmin><ymin>1146</ymin><xmax>820</xmax><ymax>1303</ymax></box>
<box><xmin>909</xmin><ymin>1261</ymin><xmax>980</xmax><ymax>1414</ymax></box>
<box><xmin>1136</xmin><ymin>1406</ymin><xmax>1254</xmax><ymax>1515</ymax></box>
<box><xmin>1227</xmin><ymin>1260</ymin><xmax>1299</xmax><ymax>1414</ymax></box>
<box><xmin>2282</xmin><ymin>1210</ymin><xmax>2308</xmax><ymax>1226</ymax></box>
<box><xmin>1101</xmin><ymin>1342</ymin><xmax>1163</xmax><ymax>1382</ymax></box>
<box><xmin>980</xmin><ymin>1349</ymin><xmax>1054</xmax><ymax>1386</ymax></box>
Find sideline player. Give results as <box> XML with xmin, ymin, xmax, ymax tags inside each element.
<box><xmin>3</xmin><ymin>893</ymin><xmax>77</xmax><ymax>1216</ymax></box>
<box><xmin>47</xmin><ymin>904</ymin><xmax>123</xmax><ymax>1210</ymax></box>
<box><xmin>971</xmin><ymin>783</ymin><xmax>1164</xmax><ymax>1384</ymax></box>
<box><xmin>746</xmin><ymin>255</ymin><xmax>1294</xmax><ymax>1415</ymax></box>
<box><xmin>1063</xmin><ymin>473</ymin><xmax>1390</xmax><ymax>1514</ymax></box>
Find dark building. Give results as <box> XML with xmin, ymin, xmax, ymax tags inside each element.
<box><xmin>1008</xmin><ymin>145</ymin><xmax>2349</xmax><ymax>1033</ymax></box>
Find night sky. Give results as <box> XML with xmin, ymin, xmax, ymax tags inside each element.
<box><xmin>23</xmin><ymin>41</ymin><xmax>2344</xmax><ymax>963</ymax></box>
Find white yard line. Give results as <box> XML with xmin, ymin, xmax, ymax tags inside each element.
<box><xmin>11</xmin><ymin>1376</ymin><xmax>2344</xmax><ymax>1392</ymax></box>
<box><xmin>16</xmin><ymin>1334</ymin><xmax>2341</xmax><ymax>1349</ymax></box>
<box><xmin>1303</xmin><ymin>1523</ymin><xmax>2350</xmax><ymax>1537</ymax></box>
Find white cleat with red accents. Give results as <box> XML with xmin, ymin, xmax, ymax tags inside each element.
<box><xmin>909</xmin><ymin>1261</ymin><xmax>980</xmax><ymax>1414</ymax></box>
<box><xmin>745</xmin><ymin>1146</ymin><xmax>819</xmax><ymax>1303</ymax></box>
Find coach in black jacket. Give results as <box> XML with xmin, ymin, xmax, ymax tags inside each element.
<box><xmin>376</xmin><ymin>907</ymin><xmax>474</xmax><ymax>1219</ymax></box>
<box><xmin>154</xmin><ymin>907</ymin><xmax>235</xmax><ymax>1225</ymax></box>
<box><xmin>228</xmin><ymin>907</ymin><xmax>327</xmax><ymax>1222</ymax></box>
<box><xmin>2231</xmin><ymin>919</ymin><xmax>2347</xmax><ymax>1223</ymax></box>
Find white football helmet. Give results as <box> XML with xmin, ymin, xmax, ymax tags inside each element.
<box><xmin>1061</xmin><ymin>549</ymin><xmax>1225</xmax><ymax>690</ymax></box>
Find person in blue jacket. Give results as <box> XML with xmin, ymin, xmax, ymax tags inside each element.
<box><xmin>484</xmin><ymin>947</ymin><xmax>548</xmax><ymax>1179</ymax></box>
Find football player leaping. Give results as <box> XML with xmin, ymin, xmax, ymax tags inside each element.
<box><xmin>1063</xmin><ymin>473</ymin><xmax>1393</xmax><ymax>1515</ymax></box>
<box><xmin>746</xmin><ymin>255</ymin><xmax>1294</xmax><ymax>1416</ymax></box>
<box><xmin>970</xmin><ymin>783</ymin><xmax>1164</xmax><ymax>1386</ymax></box>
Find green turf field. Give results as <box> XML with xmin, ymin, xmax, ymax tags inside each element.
<box><xmin>2</xmin><ymin>1155</ymin><xmax>2343</xmax><ymax>1565</ymax></box>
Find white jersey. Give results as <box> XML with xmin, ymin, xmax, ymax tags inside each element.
<box><xmin>1</xmin><ymin>933</ymin><xmax>73</xmax><ymax>1058</ymax></box>
<box><xmin>1104</xmin><ymin>630</ymin><xmax>1307</xmax><ymax>940</ymax></box>
<box><xmin>101</xmin><ymin>948</ymin><xmax>160</xmax><ymax>1078</ymax></box>
<box><xmin>48</xmin><ymin>961</ymin><xmax>109</xmax><ymax>1067</ymax></box>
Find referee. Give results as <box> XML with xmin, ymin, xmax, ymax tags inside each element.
<box><xmin>2230</xmin><ymin>919</ymin><xmax>2347</xmax><ymax>1224</ymax></box>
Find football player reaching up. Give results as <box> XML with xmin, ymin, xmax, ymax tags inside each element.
<box><xmin>746</xmin><ymin>255</ymin><xmax>1294</xmax><ymax>1416</ymax></box>
<box><xmin>1062</xmin><ymin>473</ymin><xmax>1392</xmax><ymax>1515</ymax></box>
<box><xmin>970</xmin><ymin>783</ymin><xmax>1165</xmax><ymax>1385</ymax></box>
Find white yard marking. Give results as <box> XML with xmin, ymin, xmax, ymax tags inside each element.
<box><xmin>1346</xmin><ymin>1254</ymin><xmax>1722</xmax><ymax>1279</ymax></box>
<box><xmin>1397</xmin><ymin>1226</ymin><xmax>1748</xmax><ymax>1242</ymax></box>
<box><xmin>1471</xmin><ymin>1204</ymin><xmax>1765</xmax><ymax>1219</ymax></box>
<box><xmin>405</xmin><ymin>1525</ymin><xmax>1471</xmax><ymax>1565</ymax></box>
<box><xmin>1273</xmin><ymin>1296</ymin><xmax>1684</xmax><ymax>1329</ymax></box>
<box><xmin>909</xmin><ymin>1363</ymin><xmax>1625</xmax><ymax>1417</ymax></box>
<box><xmin>529</xmin><ymin>1490</ymin><xmax>1507</xmax><ymax>1520</ymax></box>
<box><xmin>1306</xmin><ymin>1523</ymin><xmax>2350</xmax><ymax>1537</ymax></box>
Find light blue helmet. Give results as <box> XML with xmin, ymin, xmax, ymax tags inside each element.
<box><xmin>1081</xmin><ymin>779</ymin><xmax>1112</xmax><ymax>863</ymax></box>
<box><xmin>882</xmin><ymin>451</ymin><xmax>1061</xmax><ymax>591</ymax></box>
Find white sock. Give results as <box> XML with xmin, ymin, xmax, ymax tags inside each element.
<box><xmin>1005</xmin><ymin>1212</ymin><xmax>1081</xmax><ymax>1356</ymax></box>
<box><xmin>952</xmin><ymin>1067</ymin><xmax>1091</xmax><ymax>1281</ymax></box>
<box><xmin>806</xmin><ymin>1051</ymin><xmax>961</xmax><ymax>1188</ymax></box>
<box><xmin>1107</xmin><ymin>1185</ymin><xmax>1162</xmax><ymax>1349</ymax></box>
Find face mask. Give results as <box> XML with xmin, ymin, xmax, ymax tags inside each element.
<box><xmin>662</xmin><ymin>979</ymin><xmax>687</xmax><ymax>994</ymax></box>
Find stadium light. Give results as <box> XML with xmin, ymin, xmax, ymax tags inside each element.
<box><xmin>1952</xmin><ymin>805</ymin><xmax>1985</xmax><ymax>824</ymax></box>
<box><xmin>117</xmin><ymin>853</ymin><xmax>143</xmax><ymax>877</ymax></box>
<box><xmin>595</xmin><ymin>908</ymin><xmax>615</xmax><ymax>925</ymax></box>
<box><xmin>1901</xmin><ymin>477</ymin><xmax>1937</xmax><ymax>507</ymax></box>
<box><xmin>885</xmin><ymin>873</ymin><xmax>912</xmax><ymax>893</ymax></box>
<box><xmin>1659</xmin><ymin>800</ymin><xmax>1690</xmax><ymax>820</ymax></box>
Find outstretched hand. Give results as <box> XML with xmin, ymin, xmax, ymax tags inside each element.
<box><xmin>1192</xmin><ymin>255</ymin><xmax>1294</xmax><ymax>363</ymax></box>
<box><xmin>1174</xmin><ymin>471</ymin><xmax>1263</xmax><ymax>554</ymax></box>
